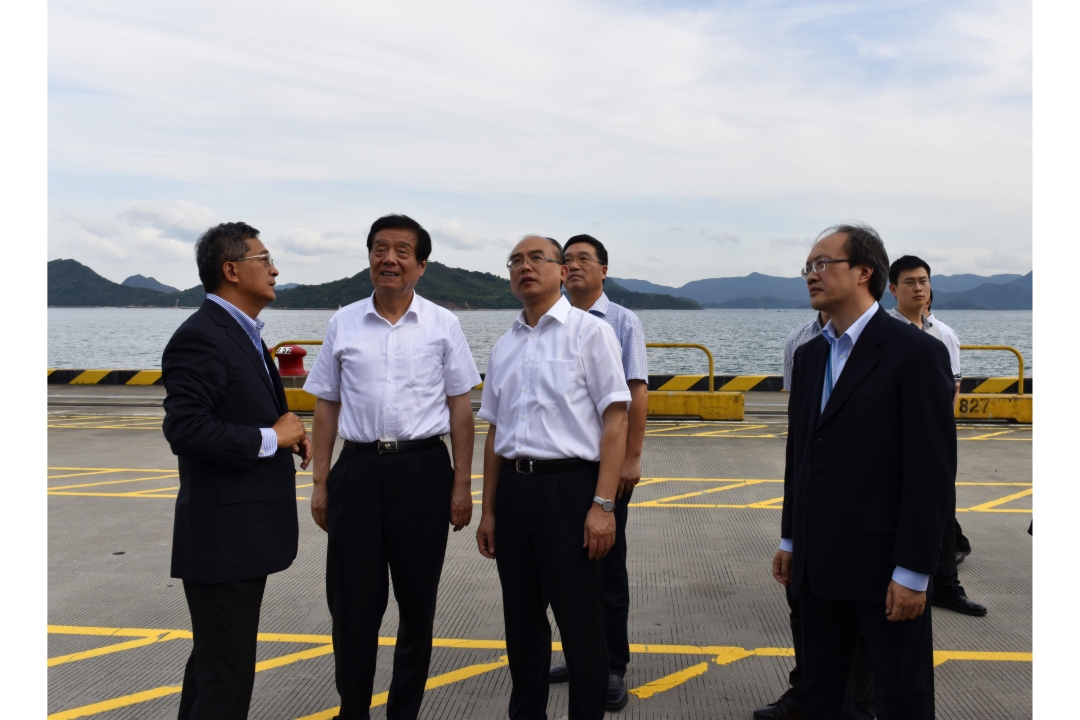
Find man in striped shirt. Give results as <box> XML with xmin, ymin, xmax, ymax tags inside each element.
<box><xmin>782</xmin><ymin>312</ymin><xmax>828</xmax><ymax>392</ymax></box>
<box><xmin>548</xmin><ymin>234</ymin><xmax>649</xmax><ymax>711</ymax></box>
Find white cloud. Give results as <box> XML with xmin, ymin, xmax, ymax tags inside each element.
<box><xmin>700</xmin><ymin>228</ymin><xmax>740</xmax><ymax>244</ymax></box>
<box><xmin>431</xmin><ymin>220</ymin><xmax>489</xmax><ymax>251</ymax></box>
<box><xmin>120</xmin><ymin>200</ymin><xmax>216</xmax><ymax>239</ymax></box>
<box><xmin>770</xmin><ymin>236</ymin><xmax>813</xmax><ymax>249</ymax></box>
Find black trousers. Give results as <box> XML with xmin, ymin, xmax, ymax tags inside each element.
<box><xmin>932</xmin><ymin>513</ymin><xmax>965</xmax><ymax>601</ymax></box>
<box><xmin>785</xmin><ymin>583</ymin><xmax>876</xmax><ymax>719</ymax></box>
<box><xmin>178</xmin><ymin>576</ymin><xmax>267</xmax><ymax>720</ymax></box>
<box><xmin>602</xmin><ymin>487</ymin><xmax>632</xmax><ymax>675</ymax></box>
<box><xmin>325</xmin><ymin>442</ymin><xmax>454</xmax><ymax>720</ymax></box>
<box><xmin>495</xmin><ymin>463</ymin><xmax>608</xmax><ymax>720</ymax></box>
<box><xmin>954</xmin><ymin>517</ymin><xmax>971</xmax><ymax>554</ymax></box>
<box><xmin>799</xmin><ymin>575</ymin><xmax>935</xmax><ymax>720</ymax></box>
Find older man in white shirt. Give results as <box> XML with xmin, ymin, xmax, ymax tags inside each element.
<box><xmin>306</xmin><ymin>214</ymin><xmax>481</xmax><ymax>720</ymax></box>
<box><xmin>475</xmin><ymin>235</ymin><xmax>630</xmax><ymax>720</ymax></box>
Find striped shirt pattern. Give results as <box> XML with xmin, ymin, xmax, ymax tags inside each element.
<box><xmin>586</xmin><ymin>293</ymin><xmax>649</xmax><ymax>382</ymax></box>
<box><xmin>783</xmin><ymin>315</ymin><xmax>824</xmax><ymax>392</ymax></box>
<box><xmin>206</xmin><ymin>294</ymin><xmax>278</xmax><ymax>458</ymax></box>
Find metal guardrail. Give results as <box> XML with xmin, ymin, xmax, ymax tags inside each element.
<box><xmin>646</xmin><ymin>343</ymin><xmax>715</xmax><ymax>392</ymax></box>
<box><xmin>960</xmin><ymin>345</ymin><xmax>1025</xmax><ymax>395</ymax></box>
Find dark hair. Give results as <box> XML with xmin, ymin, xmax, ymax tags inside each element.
<box><xmin>818</xmin><ymin>222</ymin><xmax>890</xmax><ymax>301</ymax></box>
<box><xmin>542</xmin><ymin>237</ymin><xmax>564</xmax><ymax>262</ymax></box>
<box><xmin>195</xmin><ymin>222</ymin><xmax>259</xmax><ymax>293</ymax></box>
<box><xmin>888</xmin><ymin>255</ymin><xmax>932</xmax><ymax>286</ymax></box>
<box><xmin>366</xmin><ymin>214</ymin><xmax>432</xmax><ymax>261</ymax></box>
<box><xmin>563</xmin><ymin>234</ymin><xmax>608</xmax><ymax>265</ymax></box>
<box><xmin>928</xmin><ymin>288</ymin><xmax>934</xmax><ymax>310</ymax></box>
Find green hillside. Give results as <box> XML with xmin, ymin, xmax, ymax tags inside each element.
<box><xmin>48</xmin><ymin>259</ymin><xmax>205</xmax><ymax>307</ymax></box>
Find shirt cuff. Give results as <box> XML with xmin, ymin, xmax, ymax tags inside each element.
<box><xmin>891</xmin><ymin>566</ymin><xmax>929</xmax><ymax>592</ymax></box>
<box><xmin>596</xmin><ymin>390</ymin><xmax>633</xmax><ymax>417</ymax></box>
<box><xmin>258</xmin><ymin>428</ymin><xmax>279</xmax><ymax>458</ymax></box>
<box><xmin>779</xmin><ymin>538</ymin><xmax>793</xmax><ymax>553</ymax></box>
<box><xmin>476</xmin><ymin>406</ymin><xmax>497</xmax><ymax>426</ymax></box>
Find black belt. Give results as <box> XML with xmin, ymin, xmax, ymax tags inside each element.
<box><xmin>343</xmin><ymin>436</ymin><xmax>443</xmax><ymax>455</ymax></box>
<box><xmin>504</xmin><ymin>457</ymin><xmax>597</xmax><ymax>475</ymax></box>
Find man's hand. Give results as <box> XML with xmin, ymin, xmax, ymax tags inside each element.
<box><xmin>450</xmin><ymin>476</ymin><xmax>473</xmax><ymax>531</ymax></box>
<box><xmin>476</xmin><ymin>513</ymin><xmax>496</xmax><ymax>559</ymax></box>
<box><xmin>885</xmin><ymin>580</ymin><xmax>926</xmax><ymax>621</ymax></box>
<box><xmin>583</xmin><ymin>504</ymin><xmax>616</xmax><ymax>559</ymax></box>
<box><xmin>772</xmin><ymin>549</ymin><xmax>792</xmax><ymax>585</ymax></box>
<box><xmin>617</xmin><ymin>456</ymin><xmax>641</xmax><ymax>500</ymax></box>
<box><xmin>293</xmin><ymin>434</ymin><xmax>312</xmax><ymax>470</ymax></box>
<box><xmin>310</xmin><ymin>479</ymin><xmax>328</xmax><ymax>532</ymax></box>
<box><xmin>273</xmin><ymin>412</ymin><xmax>307</xmax><ymax>447</ymax></box>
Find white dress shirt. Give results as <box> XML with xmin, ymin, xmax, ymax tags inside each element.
<box><xmin>478</xmin><ymin>295</ymin><xmax>631</xmax><ymax>462</ymax></box>
<box><xmin>780</xmin><ymin>302</ymin><xmax>930</xmax><ymax>592</ymax></box>
<box><xmin>304</xmin><ymin>292</ymin><xmax>481</xmax><ymax>443</ymax></box>
<box><xmin>927</xmin><ymin>314</ymin><xmax>962</xmax><ymax>380</ymax></box>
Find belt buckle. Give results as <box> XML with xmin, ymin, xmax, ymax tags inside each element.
<box><xmin>515</xmin><ymin>458</ymin><xmax>534</xmax><ymax>475</ymax></box>
<box><xmin>377</xmin><ymin>440</ymin><xmax>398</xmax><ymax>454</ymax></box>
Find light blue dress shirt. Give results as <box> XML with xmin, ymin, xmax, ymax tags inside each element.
<box><xmin>586</xmin><ymin>293</ymin><xmax>649</xmax><ymax>382</ymax></box>
<box><xmin>206</xmin><ymin>294</ymin><xmax>279</xmax><ymax>458</ymax></box>
<box><xmin>780</xmin><ymin>302</ymin><xmax>929</xmax><ymax>592</ymax></box>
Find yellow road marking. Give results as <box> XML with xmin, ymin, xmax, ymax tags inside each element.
<box><xmin>46</xmin><ymin>469</ymin><xmax>120</xmax><ymax>480</ymax></box>
<box><xmin>963</xmin><ymin>430</ymin><xmax>1016</xmax><ymax>441</ymax></box>
<box><xmin>49</xmin><ymin>474</ymin><xmax>177</xmax><ymax>491</ymax></box>
<box><xmin>256</xmin><ymin>644</ymin><xmax>335</xmax><ymax>672</ymax></box>
<box><xmin>934</xmin><ymin>650</ymin><xmax>1032</xmax><ymax>666</ymax></box>
<box><xmin>636</xmin><ymin>479</ymin><xmax>771</xmax><ymax>506</ymax></box>
<box><xmin>645</xmin><ymin>423</ymin><xmax>711</xmax><ymax>435</ymax></box>
<box><xmin>48</xmin><ymin>685</ymin><xmax>183</xmax><ymax>720</ymax></box>
<box><xmin>692</xmin><ymin>425</ymin><xmax>767</xmax><ymax>437</ymax></box>
<box><xmin>48</xmin><ymin>630</ymin><xmax>187</xmax><ymax>667</ymax></box>
<box><xmin>961</xmin><ymin>488</ymin><xmax>1033</xmax><ymax>513</ymax></box>
<box><xmin>629</xmin><ymin>662</ymin><xmax>709</xmax><ymax>699</ymax></box>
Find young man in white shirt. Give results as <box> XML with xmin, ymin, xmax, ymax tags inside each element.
<box><xmin>476</xmin><ymin>235</ymin><xmax>630</xmax><ymax>720</ymax></box>
<box><xmin>306</xmin><ymin>214</ymin><xmax>481</xmax><ymax>720</ymax></box>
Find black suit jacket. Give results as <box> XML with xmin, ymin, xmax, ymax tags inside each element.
<box><xmin>162</xmin><ymin>299</ymin><xmax>299</xmax><ymax>584</ymax></box>
<box><xmin>781</xmin><ymin>306</ymin><xmax>957</xmax><ymax>604</ymax></box>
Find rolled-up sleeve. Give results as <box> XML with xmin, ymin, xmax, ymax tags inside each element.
<box><xmin>584</xmin><ymin>323</ymin><xmax>631</xmax><ymax>416</ymax></box>
<box><xmin>477</xmin><ymin>345</ymin><xmax>500</xmax><ymax>426</ymax></box>
<box><xmin>443</xmin><ymin>318</ymin><xmax>482</xmax><ymax>396</ymax></box>
<box><xmin>622</xmin><ymin>314</ymin><xmax>649</xmax><ymax>382</ymax></box>
<box><xmin>303</xmin><ymin>317</ymin><xmax>342</xmax><ymax>402</ymax></box>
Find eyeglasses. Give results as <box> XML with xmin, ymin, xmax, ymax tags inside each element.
<box><xmin>506</xmin><ymin>253</ymin><xmax>563</xmax><ymax>271</ymax></box>
<box><xmin>235</xmin><ymin>252</ymin><xmax>275</xmax><ymax>268</ymax></box>
<box><xmin>564</xmin><ymin>254</ymin><xmax>601</xmax><ymax>267</ymax></box>
<box><xmin>800</xmin><ymin>258</ymin><xmax>851</xmax><ymax>278</ymax></box>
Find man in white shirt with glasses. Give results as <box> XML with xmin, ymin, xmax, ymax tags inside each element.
<box><xmin>476</xmin><ymin>235</ymin><xmax>630</xmax><ymax>720</ymax></box>
<box><xmin>306</xmin><ymin>214</ymin><xmax>481</xmax><ymax>720</ymax></box>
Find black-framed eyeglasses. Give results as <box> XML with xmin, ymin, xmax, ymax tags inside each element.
<box><xmin>235</xmin><ymin>252</ymin><xmax>275</xmax><ymax>268</ymax></box>
<box><xmin>800</xmin><ymin>258</ymin><xmax>851</xmax><ymax>278</ymax></box>
<box><xmin>506</xmin><ymin>253</ymin><xmax>563</xmax><ymax>271</ymax></box>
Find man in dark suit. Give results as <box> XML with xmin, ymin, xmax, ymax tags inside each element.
<box><xmin>773</xmin><ymin>223</ymin><xmax>956</xmax><ymax>719</ymax></box>
<box><xmin>162</xmin><ymin>221</ymin><xmax>312</xmax><ymax>719</ymax></box>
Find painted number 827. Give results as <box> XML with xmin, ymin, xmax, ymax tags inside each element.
<box><xmin>958</xmin><ymin>398</ymin><xmax>990</xmax><ymax>414</ymax></box>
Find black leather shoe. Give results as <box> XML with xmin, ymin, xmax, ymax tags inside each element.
<box><xmin>752</xmin><ymin>688</ymin><xmax>803</xmax><ymax>720</ymax></box>
<box><xmin>548</xmin><ymin>661</ymin><xmax>569</xmax><ymax>683</ymax></box>
<box><xmin>607</xmin><ymin>674</ymin><xmax>629</xmax><ymax>711</ymax></box>
<box><xmin>955</xmin><ymin>550</ymin><xmax>969</xmax><ymax>565</ymax></box>
<box><xmin>932</xmin><ymin>593</ymin><xmax>988</xmax><ymax>616</ymax></box>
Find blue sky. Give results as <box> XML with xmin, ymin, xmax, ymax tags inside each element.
<box><xmin>48</xmin><ymin>0</ymin><xmax>1031</xmax><ymax>290</ymax></box>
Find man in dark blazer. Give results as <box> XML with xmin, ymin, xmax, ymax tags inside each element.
<box><xmin>162</xmin><ymin>221</ymin><xmax>311</xmax><ymax>720</ymax></box>
<box><xmin>773</xmin><ymin>223</ymin><xmax>956</xmax><ymax>719</ymax></box>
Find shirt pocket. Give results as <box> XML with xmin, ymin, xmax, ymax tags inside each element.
<box><xmin>409</xmin><ymin>347</ymin><xmax>443</xmax><ymax>389</ymax></box>
<box><xmin>536</xmin><ymin>359</ymin><xmax>576</xmax><ymax>405</ymax></box>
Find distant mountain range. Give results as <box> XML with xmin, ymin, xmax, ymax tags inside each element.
<box><xmin>121</xmin><ymin>274</ymin><xmax>179</xmax><ymax>294</ymax></box>
<box><xmin>47</xmin><ymin>259</ymin><xmax>700</xmax><ymax>310</ymax></box>
<box><xmin>610</xmin><ymin>271</ymin><xmax>1032</xmax><ymax>310</ymax></box>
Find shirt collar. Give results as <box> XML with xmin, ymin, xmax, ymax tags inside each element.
<box><xmin>514</xmin><ymin>294</ymin><xmax>572</xmax><ymax>331</ymax></box>
<box><xmin>586</xmin><ymin>292</ymin><xmax>611</xmax><ymax>316</ymax></box>
<box><xmin>207</xmin><ymin>293</ymin><xmax>264</xmax><ymax>336</ymax></box>
<box><xmin>822</xmin><ymin>301</ymin><xmax>879</xmax><ymax>346</ymax></box>
<box><xmin>363</xmin><ymin>291</ymin><xmax>421</xmax><ymax>326</ymax></box>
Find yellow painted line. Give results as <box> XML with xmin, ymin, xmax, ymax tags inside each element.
<box><xmin>70</xmin><ymin>370</ymin><xmax>113</xmax><ymax>385</ymax></box>
<box><xmin>692</xmin><ymin>425</ymin><xmax>767</xmax><ymax>437</ymax></box>
<box><xmin>123</xmin><ymin>486</ymin><xmax>180</xmax><ymax>496</ymax></box>
<box><xmin>46</xmin><ymin>469</ymin><xmax>119</xmax><ymax>480</ymax></box>
<box><xmin>49</xmin><ymin>474</ymin><xmax>177</xmax><ymax>491</ymax></box>
<box><xmin>956</xmin><ymin>482</ymin><xmax>1031</xmax><ymax>487</ymax></box>
<box><xmin>656</xmin><ymin>376</ymin><xmax>706</xmax><ymax>391</ymax></box>
<box><xmin>629</xmin><ymin>662</ymin><xmax>709</xmax><ymax>699</ymax></box>
<box><xmin>48</xmin><ymin>491</ymin><xmax>178</xmax><ymax>498</ymax></box>
<box><xmin>48</xmin><ymin>685</ymin><xmax>183</xmax><ymax>720</ymax></box>
<box><xmin>297</xmin><ymin>655</ymin><xmax>510</xmax><ymax>720</ymax></box>
<box><xmin>644</xmin><ymin>423</ymin><xmax>711</xmax><ymax>435</ymax></box>
<box><xmin>963</xmin><ymin>430</ymin><xmax>1016</xmax><ymax>441</ymax></box>
<box><xmin>48</xmin><ymin>630</ymin><xmax>186</xmax><ymax>667</ymax></box>
<box><xmin>746</xmin><ymin>496</ymin><xmax>785</xmax><ymax>509</ymax></box>
<box><xmin>719</xmin><ymin>375</ymin><xmax>768</xmax><ymax>392</ymax></box>
<box><xmin>48</xmin><ymin>466</ymin><xmax>176</xmax><ymax>473</ymax></box>
<box><xmin>255</xmin><ymin>644</ymin><xmax>334</xmax><ymax>672</ymax></box>
<box><xmin>639</xmin><ymin>479</ymin><xmax>770</xmax><ymax>505</ymax></box>
<box><xmin>48</xmin><ymin>368</ymin><xmax>56</xmax><ymax>376</ymax></box>
<box><xmin>962</xmin><ymin>488</ymin><xmax>1033</xmax><ymax>513</ymax></box>
<box><xmin>971</xmin><ymin>377</ymin><xmax>1018</xmax><ymax>393</ymax></box>
<box><xmin>125</xmin><ymin>370</ymin><xmax>162</xmax><ymax>385</ymax></box>
<box><xmin>933</xmin><ymin>650</ymin><xmax>1032</xmax><ymax>666</ymax></box>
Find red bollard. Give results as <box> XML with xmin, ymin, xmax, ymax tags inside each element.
<box><xmin>275</xmin><ymin>345</ymin><xmax>308</xmax><ymax>376</ymax></box>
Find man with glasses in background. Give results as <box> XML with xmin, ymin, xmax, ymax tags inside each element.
<box><xmin>305</xmin><ymin>214</ymin><xmax>481</xmax><ymax>720</ymax></box>
<box><xmin>476</xmin><ymin>235</ymin><xmax>630</xmax><ymax>720</ymax></box>
<box><xmin>544</xmin><ymin>234</ymin><xmax>647</xmax><ymax>711</ymax></box>
<box><xmin>163</xmin><ymin>222</ymin><xmax>311</xmax><ymax>719</ymax></box>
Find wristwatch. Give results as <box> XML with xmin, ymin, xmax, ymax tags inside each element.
<box><xmin>593</xmin><ymin>495</ymin><xmax>615</xmax><ymax>512</ymax></box>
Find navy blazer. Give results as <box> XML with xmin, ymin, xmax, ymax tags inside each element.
<box><xmin>780</xmin><ymin>306</ymin><xmax>957</xmax><ymax>603</ymax></box>
<box><xmin>162</xmin><ymin>299</ymin><xmax>299</xmax><ymax>584</ymax></box>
